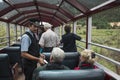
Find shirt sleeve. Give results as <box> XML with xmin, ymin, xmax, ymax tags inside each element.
<box><xmin>73</xmin><ymin>33</ymin><xmax>81</xmax><ymax>40</ymax></box>
<box><xmin>21</xmin><ymin>34</ymin><xmax>31</xmax><ymax>52</ymax></box>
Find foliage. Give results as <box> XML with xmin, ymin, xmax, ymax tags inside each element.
<box><xmin>0</xmin><ymin>22</ymin><xmax>21</xmax><ymax>48</ymax></box>
<box><xmin>77</xmin><ymin>6</ymin><xmax>120</xmax><ymax>29</ymax></box>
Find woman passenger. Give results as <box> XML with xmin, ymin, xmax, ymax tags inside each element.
<box><xmin>74</xmin><ymin>49</ymin><xmax>96</xmax><ymax>70</ymax></box>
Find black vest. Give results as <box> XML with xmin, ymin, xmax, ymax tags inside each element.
<box><xmin>23</xmin><ymin>32</ymin><xmax>40</xmax><ymax>65</ymax></box>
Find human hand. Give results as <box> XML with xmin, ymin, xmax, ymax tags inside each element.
<box><xmin>38</xmin><ymin>57</ymin><xmax>45</xmax><ymax>66</ymax></box>
<box><xmin>40</xmin><ymin>54</ymin><xmax>45</xmax><ymax>59</ymax></box>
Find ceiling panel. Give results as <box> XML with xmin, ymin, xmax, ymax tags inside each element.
<box><xmin>1</xmin><ymin>10</ymin><xmax>18</xmax><ymax>19</ymax></box>
<box><xmin>61</xmin><ymin>2</ymin><xmax>81</xmax><ymax>16</ymax></box>
<box><xmin>0</xmin><ymin>1</ymin><xmax>9</xmax><ymax>11</ymax></box>
<box><xmin>18</xmin><ymin>6</ymin><xmax>36</xmax><ymax>12</ymax></box>
<box><xmin>77</xmin><ymin>0</ymin><xmax>107</xmax><ymax>9</ymax></box>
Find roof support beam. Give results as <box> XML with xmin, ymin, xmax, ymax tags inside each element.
<box><xmin>14</xmin><ymin>11</ymin><xmax>66</xmax><ymax>25</ymax></box>
<box><xmin>0</xmin><ymin>7</ymin><xmax>13</xmax><ymax>17</ymax></box>
<box><xmin>88</xmin><ymin>0</ymin><xmax>120</xmax><ymax>15</ymax></box>
<box><xmin>2</xmin><ymin>0</ymin><xmax>27</xmax><ymax>24</ymax></box>
<box><xmin>23</xmin><ymin>18</ymin><xmax>59</xmax><ymax>27</ymax></box>
<box><xmin>8</xmin><ymin>9</ymin><xmax>54</xmax><ymax>22</ymax></box>
<box><xmin>14</xmin><ymin>2</ymin><xmax>73</xmax><ymax>19</ymax></box>
<box><xmin>16</xmin><ymin>14</ymin><xmax>39</xmax><ymax>24</ymax></box>
<box><xmin>18</xmin><ymin>14</ymin><xmax>62</xmax><ymax>26</ymax></box>
<box><xmin>58</xmin><ymin>8</ymin><xmax>74</xmax><ymax>19</ymax></box>
<box><xmin>33</xmin><ymin>0</ymin><xmax>41</xmax><ymax>21</ymax></box>
<box><xmin>50</xmin><ymin>0</ymin><xmax>64</xmax><ymax>24</ymax></box>
<box><xmin>69</xmin><ymin>0</ymin><xmax>120</xmax><ymax>22</ymax></box>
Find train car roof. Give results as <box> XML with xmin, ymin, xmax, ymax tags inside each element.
<box><xmin>0</xmin><ymin>0</ymin><xmax>120</xmax><ymax>27</ymax></box>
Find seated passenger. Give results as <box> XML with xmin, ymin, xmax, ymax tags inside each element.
<box><xmin>33</xmin><ymin>47</ymin><xmax>70</xmax><ymax>80</ymax></box>
<box><xmin>74</xmin><ymin>49</ymin><xmax>96</xmax><ymax>70</ymax></box>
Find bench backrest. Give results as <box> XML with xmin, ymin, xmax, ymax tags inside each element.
<box><xmin>0</xmin><ymin>54</ymin><xmax>13</xmax><ymax>80</ymax></box>
<box><xmin>35</xmin><ymin>69</ymin><xmax>105</xmax><ymax>80</ymax></box>
<box><xmin>43</xmin><ymin>52</ymin><xmax>80</xmax><ymax>69</ymax></box>
<box><xmin>1</xmin><ymin>46</ymin><xmax>21</xmax><ymax>66</ymax></box>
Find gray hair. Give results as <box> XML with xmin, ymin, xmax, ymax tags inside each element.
<box><xmin>44</xmin><ymin>23</ymin><xmax>52</xmax><ymax>29</ymax></box>
<box><xmin>51</xmin><ymin>47</ymin><xmax>65</xmax><ymax>62</ymax></box>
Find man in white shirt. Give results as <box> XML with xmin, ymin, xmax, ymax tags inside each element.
<box><xmin>39</xmin><ymin>23</ymin><xmax>60</xmax><ymax>52</ymax></box>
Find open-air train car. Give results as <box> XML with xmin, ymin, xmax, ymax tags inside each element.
<box><xmin>0</xmin><ymin>0</ymin><xmax>120</xmax><ymax>80</ymax></box>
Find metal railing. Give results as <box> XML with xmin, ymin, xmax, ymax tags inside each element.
<box><xmin>77</xmin><ymin>40</ymin><xmax>120</xmax><ymax>80</ymax></box>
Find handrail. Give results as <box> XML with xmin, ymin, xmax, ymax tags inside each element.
<box><xmin>77</xmin><ymin>44</ymin><xmax>120</xmax><ymax>66</ymax></box>
<box><xmin>80</xmin><ymin>40</ymin><xmax>120</xmax><ymax>53</ymax></box>
<box><xmin>78</xmin><ymin>40</ymin><xmax>120</xmax><ymax>66</ymax></box>
<box><xmin>90</xmin><ymin>42</ymin><xmax>120</xmax><ymax>53</ymax></box>
<box><xmin>94</xmin><ymin>52</ymin><xmax>120</xmax><ymax>66</ymax></box>
<box><xmin>95</xmin><ymin>62</ymin><xmax>120</xmax><ymax>80</ymax></box>
<box><xmin>0</xmin><ymin>36</ymin><xmax>9</xmax><ymax>39</ymax></box>
<box><xmin>77</xmin><ymin>45</ymin><xmax>85</xmax><ymax>50</ymax></box>
<box><xmin>0</xmin><ymin>41</ymin><xmax>9</xmax><ymax>45</ymax></box>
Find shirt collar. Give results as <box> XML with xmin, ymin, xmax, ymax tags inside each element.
<box><xmin>27</xmin><ymin>29</ymin><xmax>34</xmax><ymax>36</ymax></box>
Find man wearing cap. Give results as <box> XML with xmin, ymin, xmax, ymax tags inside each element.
<box><xmin>39</xmin><ymin>23</ymin><xmax>60</xmax><ymax>52</ymax></box>
<box><xmin>21</xmin><ymin>21</ymin><xmax>45</xmax><ymax>80</ymax></box>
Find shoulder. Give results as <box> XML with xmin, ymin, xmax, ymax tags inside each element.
<box><xmin>62</xmin><ymin>34</ymin><xmax>66</xmax><ymax>37</ymax></box>
<box><xmin>21</xmin><ymin>34</ymin><xmax>29</xmax><ymax>39</ymax></box>
<box><xmin>41</xmin><ymin>31</ymin><xmax>46</xmax><ymax>36</ymax></box>
<box><xmin>71</xmin><ymin>33</ymin><xmax>75</xmax><ymax>35</ymax></box>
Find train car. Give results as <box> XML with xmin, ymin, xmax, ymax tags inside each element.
<box><xmin>0</xmin><ymin>0</ymin><xmax>120</xmax><ymax>80</ymax></box>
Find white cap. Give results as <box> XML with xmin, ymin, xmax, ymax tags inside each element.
<box><xmin>43</xmin><ymin>23</ymin><xmax>52</xmax><ymax>28</ymax></box>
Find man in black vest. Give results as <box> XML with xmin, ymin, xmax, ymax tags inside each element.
<box><xmin>21</xmin><ymin>20</ymin><xmax>45</xmax><ymax>80</ymax></box>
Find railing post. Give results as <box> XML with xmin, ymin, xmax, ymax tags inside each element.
<box><xmin>62</xmin><ymin>25</ymin><xmax>65</xmax><ymax>35</ymax></box>
<box><xmin>23</xmin><ymin>26</ymin><xmax>25</xmax><ymax>33</ymax></box>
<box><xmin>115</xmin><ymin>65</ymin><xmax>120</xmax><ymax>75</ymax></box>
<box><xmin>14</xmin><ymin>24</ymin><xmax>17</xmax><ymax>42</ymax></box>
<box><xmin>86</xmin><ymin>16</ymin><xmax>92</xmax><ymax>49</ymax></box>
<box><xmin>20</xmin><ymin>26</ymin><xmax>22</xmax><ymax>37</ymax></box>
<box><xmin>73</xmin><ymin>21</ymin><xmax>77</xmax><ymax>34</ymax></box>
<box><xmin>6</xmin><ymin>23</ymin><xmax>10</xmax><ymax>46</ymax></box>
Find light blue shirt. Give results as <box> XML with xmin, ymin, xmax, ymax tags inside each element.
<box><xmin>21</xmin><ymin>29</ymin><xmax>34</xmax><ymax>52</ymax></box>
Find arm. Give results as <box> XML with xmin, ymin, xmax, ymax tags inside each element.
<box><xmin>21</xmin><ymin>35</ymin><xmax>44</xmax><ymax>65</ymax></box>
<box><xmin>73</xmin><ymin>33</ymin><xmax>81</xmax><ymax>40</ymax></box>
<box><xmin>21</xmin><ymin>52</ymin><xmax>39</xmax><ymax>61</ymax></box>
<box><xmin>21</xmin><ymin>52</ymin><xmax>44</xmax><ymax>65</ymax></box>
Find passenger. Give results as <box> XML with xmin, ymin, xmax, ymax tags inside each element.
<box><xmin>38</xmin><ymin>27</ymin><xmax>44</xmax><ymax>40</ymax></box>
<box><xmin>32</xmin><ymin>47</ymin><xmax>70</xmax><ymax>80</ymax></box>
<box><xmin>74</xmin><ymin>49</ymin><xmax>96</xmax><ymax>70</ymax></box>
<box><xmin>39</xmin><ymin>23</ymin><xmax>60</xmax><ymax>52</ymax></box>
<box><xmin>21</xmin><ymin>20</ymin><xmax>45</xmax><ymax>80</ymax></box>
<box><xmin>61</xmin><ymin>25</ymin><xmax>81</xmax><ymax>52</ymax></box>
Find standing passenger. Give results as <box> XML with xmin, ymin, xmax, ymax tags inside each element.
<box><xmin>61</xmin><ymin>25</ymin><xmax>81</xmax><ymax>52</ymax></box>
<box><xmin>39</xmin><ymin>23</ymin><xmax>60</xmax><ymax>52</ymax></box>
<box><xmin>21</xmin><ymin>21</ymin><xmax>45</xmax><ymax>80</ymax></box>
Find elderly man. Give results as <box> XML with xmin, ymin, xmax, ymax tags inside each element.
<box><xmin>32</xmin><ymin>47</ymin><xmax>70</xmax><ymax>80</ymax></box>
<box><xmin>39</xmin><ymin>23</ymin><xmax>60</xmax><ymax>52</ymax></box>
